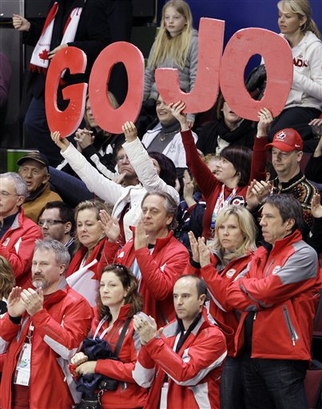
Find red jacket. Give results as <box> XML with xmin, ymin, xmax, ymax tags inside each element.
<box><xmin>91</xmin><ymin>305</ymin><xmax>147</xmax><ymax>408</ymax></box>
<box><xmin>202</xmin><ymin>230</ymin><xmax>320</xmax><ymax>360</ymax></box>
<box><xmin>181</xmin><ymin>129</ymin><xmax>266</xmax><ymax>240</ymax></box>
<box><xmin>0</xmin><ymin>283</ymin><xmax>93</xmax><ymax>409</ymax></box>
<box><xmin>133</xmin><ymin>308</ymin><xmax>227</xmax><ymax>409</ymax></box>
<box><xmin>106</xmin><ymin>230</ymin><xmax>189</xmax><ymax>326</ymax></box>
<box><xmin>66</xmin><ymin>238</ymin><xmax>110</xmax><ymax>306</ymax></box>
<box><xmin>0</xmin><ymin>209</ymin><xmax>42</xmax><ymax>287</ymax></box>
<box><xmin>187</xmin><ymin>251</ymin><xmax>253</xmax><ymax>355</ymax></box>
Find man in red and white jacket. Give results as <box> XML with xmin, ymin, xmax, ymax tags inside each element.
<box><xmin>199</xmin><ymin>194</ymin><xmax>320</xmax><ymax>409</ymax></box>
<box><xmin>0</xmin><ymin>172</ymin><xmax>42</xmax><ymax>288</ymax></box>
<box><xmin>104</xmin><ymin>191</ymin><xmax>189</xmax><ymax>327</ymax></box>
<box><xmin>132</xmin><ymin>275</ymin><xmax>227</xmax><ymax>409</ymax></box>
<box><xmin>0</xmin><ymin>239</ymin><xmax>92</xmax><ymax>409</ymax></box>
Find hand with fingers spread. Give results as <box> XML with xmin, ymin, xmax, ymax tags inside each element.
<box><xmin>169</xmin><ymin>101</ymin><xmax>189</xmax><ymax>131</ymax></box>
<box><xmin>246</xmin><ymin>179</ymin><xmax>271</xmax><ymax>210</ymax></box>
<box><xmin>309</xmin><ymin>118</ymin><xmax>322</xmax><ymax>127</ymax></box>
<box><xmin>122</xmin><ymin>121</ymin><xmax>138</xmax><ymax>142</ymax></box>
<box><xmin>311</xmin><ymin>193</ymin><xmax>322</xmax><ymax>219</ymax></box>
<box><xmin>99</xmin><ymin>210</ymin><xmax>120</xmax><ymax>243</ymax></box>
<box><xmin>51</xmin><ymin>131</ymin><xmax>70</xmax><ymax>151</ymax></box>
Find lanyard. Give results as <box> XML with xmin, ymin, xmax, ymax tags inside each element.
<box><xmin>93</xmin><ymin>317</ymin><xmax>111</xmax><ymax>339</ymax></box>
<box><xmin>211</xmin><ymin>184</ymin><xmax>237</xmax><ymax>231</ymax></box>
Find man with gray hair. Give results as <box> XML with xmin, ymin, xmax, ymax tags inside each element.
<box><xmin>0</xmin><ymin>239</ymin><xmax>93</xmax><ymax>409</ymax></box>
<box><xmin>103</xmin><ymin>191</ymin><xmax>189</xmax><ymax>327</ymax></box>
<box><xmin>0</xmin><ymin>172</ymin><xmax>42</xmax><ymax>287</ymax></box>
<box><xmin>201</xmin><ymin>194</ymin><xmax>320</xmax><ymax>408</ymax></box>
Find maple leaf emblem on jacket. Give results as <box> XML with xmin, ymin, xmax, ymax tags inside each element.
<box><xmin>39</xmin><ymin>49</ymin><xmax>49</xmax><ymax>60</ymax></box>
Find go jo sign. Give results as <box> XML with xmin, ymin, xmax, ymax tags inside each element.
<box><xmin>45</xmin><ymin>18</ymin><xmax>293</xmax><ymax>137</ymax></box>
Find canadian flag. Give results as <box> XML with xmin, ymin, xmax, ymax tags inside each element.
<box><xmin>66</xmin><ymin>259</ymin><xmax>99</xmax><ymax>307</ymax></box>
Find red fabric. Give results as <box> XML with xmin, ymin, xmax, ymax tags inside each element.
<box><xmin>91</xmin><ymin>306</ymin><xmax>147</xmax><ymax>408</ymax></box>
<box><xmin>135</xmin><ymin>309</ymin><xmax>227</xmax><ymax>409</ymax></box>
<box><xmin>203</xmin><ymin>231</ymin><xmax>320</xmax><ymax>360</ymax></box>
<box><xmin>187</xmin><ymin>251</ymin><xmax>253</xmax><ymax>355</ymax></box>
<box><xmin>105</xmin><ymin>230</ymin><xmax>189</xmax><ymax>327</ymax></box>
<box><xmin>11</xmin><ymin>385</ymin><xmax>29</xmax><ymax>409</ymax></box>
<box><xmin>66</xmin><ymin>238</ymin><xmax>111</xmax><ymax>280</ymax></box>
<box><xmin>0</xmin><ymin>209</ymin><xmax>42</xmax><ymax>287</ymax></box>
<box><xmin>0</xmin><ymin>285</ymin><xmax>93</xmax><ymax>409</ymax></box>
<box><xmin>181</xmin><ymin>129</ymin><xmax>267</xmax><ymax>240</ymax></box>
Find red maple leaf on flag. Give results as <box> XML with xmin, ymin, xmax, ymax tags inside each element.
<box><xmin>39</xmin><ymin>49</ymin><xmax>49</xmax><ymax>60</ymax></box>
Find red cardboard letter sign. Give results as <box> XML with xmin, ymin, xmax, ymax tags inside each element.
<box><xmin>155</xmin><ymin>18</ymin><xmax>225</xmax><ymax>114</ymax></box>
<box><xmin>220</xmin><ymin>28</ymin><xmax>293</xmax><ymax>121</ymax></box>
<box><xmin>46</xmin><ymin>47</ymin><xmax>87</xmax><ymax>137</ymax></box>
<box><xmin>89</xmin><ymin>41</ymin><xmax>144</xmax><ymax>134</ymax></box>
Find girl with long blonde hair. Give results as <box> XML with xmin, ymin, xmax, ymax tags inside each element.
<box><xmin>144</xmin><ymin>0</ymin><xmax>198</xmax><ymax>126</ymax></box>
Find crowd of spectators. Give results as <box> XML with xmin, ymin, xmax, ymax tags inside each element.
<box><xmin>1</xmin><ymin>0</ymin><xmax>322</xmax><ymax>408</ymax></box>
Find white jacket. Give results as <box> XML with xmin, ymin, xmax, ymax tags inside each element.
<box><xmin>284</xmin><ymin>31</ymin><xmax>322</xmax><ymax>111</ymax></box>
<box><xmin>142</xmin><ymin>123</ymin><xmax>198</xmax><ymax>168</ymax></box>
<box><xmin>61</xmin><ymin>140</ymin><xmax>179</xmax><ymax>242</ymax></box>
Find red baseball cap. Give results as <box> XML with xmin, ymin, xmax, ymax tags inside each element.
<box><xmin>265</xmin><ymin>128</ymin><xmax>303</xmax><ymax>152</ymax></box>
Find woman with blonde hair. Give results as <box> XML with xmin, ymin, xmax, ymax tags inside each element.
<box><xmin>187</xmin><ymin>205</ymin><xmax>257</xmax><ymax>409</ymax></box>
<box><xmin>267</xmin><ymin>0</ymin><xmax>322</xmax><ymax>148</ymax></box>
<box><xmin>144</xmin><ymin>0</ymin><xmax>198</xmax><ymax>126</ymax></box>
<box><xmin>65</xmin><ymin>200</ymin><xmax>112</xmax><ymax>306</ymax></box>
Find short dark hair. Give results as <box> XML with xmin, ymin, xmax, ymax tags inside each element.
<box><xmin>220</xmin><ymin>145</ymin><xmax>252</xmax><ymax>187</ymax></box>
<box><xmin>175</xmin><ymin>275</ymin><xmax>208</xmax><ymax>303</ymax></box>
<box><xmin>182</xmin><ymin>274</ymin><xmax>207</xmax><ymax>296</ymax></box>
<box><xmin>148</xmin><ymin>151</ymin><xmax>177</xmax><ymax>187</ymax></box>
<box><xmin>141</xmin><ymin>190</ymin><xmax>178</xmax><ymax>230</ymax></box>
<box><xmin>38</xmin><ymin>201</ymin><xmax>75</xmax><ymax>233</ymax></box>
<box><xmin>262</xmin><ymin>194</ymin><xmax>303</xmax><ymax>233</ymax></box>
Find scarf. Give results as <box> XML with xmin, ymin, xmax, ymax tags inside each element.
<box><xmin>30</xmin><ymin>1</ymin><xmax>83</xmax><ymax>73</ymax></box>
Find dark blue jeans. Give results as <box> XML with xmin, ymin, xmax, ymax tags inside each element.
<box><xmin>241</xmin><ymin>355</ymin><xmax>309</xmax><ymax>409</ymax></box>
<box><xmin>24</xmin><ymin>96</ymin><xmax>78</xmax><ymax>167</ymax></box>
<box><xmin>220</xmin><ymin>356</ymin><xmax>246</xmax><ymax>409</ymax></box>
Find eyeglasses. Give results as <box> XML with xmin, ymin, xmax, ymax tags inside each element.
<box><xmin>0</xmin><ymin>190</ymin><xmax>18</xmax><ymax>197</ymax></box>
<box><xmin>116</xmin><ymin>154</ymin><xmax>129</xmax><ymax>162</ymax></box>
<box><xmin>38</xmin><ymin>219</ymin><xmax>67</xmax><ymax>227</ymax></box>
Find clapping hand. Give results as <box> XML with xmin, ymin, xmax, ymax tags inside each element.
<box><xmin>99</xmin><ymin>210</ymin><xmax>120</xmax><ymax>243</ymax></box>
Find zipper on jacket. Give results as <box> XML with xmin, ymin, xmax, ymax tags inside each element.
<box><xmin>282</xmin><ymin>305</ymin><xmax>299</xmax><ymax>346</ymax></box>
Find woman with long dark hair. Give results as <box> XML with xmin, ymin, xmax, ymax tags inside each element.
<box><xmin>70</xmin><ymin>264</ymin><xmax>147</xmax><ymax>409</ymax></box>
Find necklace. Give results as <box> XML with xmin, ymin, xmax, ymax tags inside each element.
<box><xmin>159</xmin><ymin>129</ymin><xmax>178</xmax><ymax>142</ymax></box>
